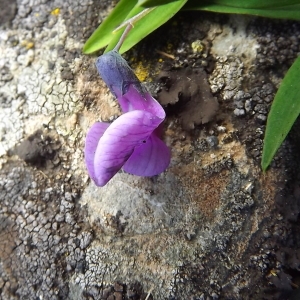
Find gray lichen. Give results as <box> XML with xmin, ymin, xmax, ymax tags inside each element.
<box><xmin>1</xmin><ymin>2</ymin><xmax>300</xmax><ymax>300</ymax></box>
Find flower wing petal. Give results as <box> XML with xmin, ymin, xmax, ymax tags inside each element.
<box><xmin>84</xmin><ymin>122</ymin><xmax>110</xmax><ymax>183</ymax></box>
<box><xmin>94</xmin><ymin>110</ymin><xmax>163</xmax><ymax>186</ymax></box>
<box><xmin>123</xmin><ymin>133</ymin><xmax>171</xmax><ymax>176</ymax></box>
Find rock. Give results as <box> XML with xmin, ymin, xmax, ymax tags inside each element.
<box><xmin>1</xmin><ymin>2</ymin><xmax>300</xmax><ymax>300</ymax></box>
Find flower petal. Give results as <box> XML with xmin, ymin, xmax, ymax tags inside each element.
<box><xmin>84</xmin><ymin>122</ymin><xmax>110</xmax><ymax>183</ymax></box>
<box><xmin>94</xmin><ymin>110</ymin><xmax>163</xmax><ymax>186</ymax></box>
<box><xmin>96</xmin><ymin>51</ymin><xmax>165</xmax><ymax>118</ymax></box>
<box><xmin>123</xmin><ymin>133</ymin><xmax>171</xmax><ymax>176</ymax></box>
<box><xmin>116</xmin><ymin>84</ymin><xmax>165</xmax><ymax>119</ymax></box>
<box><xmin>96</xmin><ymin>50</ymin><xmax>140</xmax><ymax>98</ymax></box>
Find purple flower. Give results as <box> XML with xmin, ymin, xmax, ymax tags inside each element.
<box><xmin>84</xmin><ymin>50</ymin><xmax>170</xmax><ymax>187</ymax></box>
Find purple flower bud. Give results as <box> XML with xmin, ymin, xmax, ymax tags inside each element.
<box><xmin>96</xmin><ymin>51</ymin><xmax>164</xmax><ymax>117</ymax></box>
<box><xmin>84</xmin><ymin>50</ymin><xmax>170</xmax><ymax>187</ymax></box>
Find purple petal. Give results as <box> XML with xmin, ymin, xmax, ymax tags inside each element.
<box><xmin>93</xmin><ymin>110</ymin><xmax>163</xmax><ymax>187</ymax></box>
<box><xmin>123</xmin><ymin>133</ymin><xmax>170</xmax><ymax>176</ymax></box>
<box><xmin>96</xmin><ymin>51</ymin><xmax>165</xmax><ymax>118</ymax></box>
<box><xmin>84</xmin><ymin>122</ymin><xmax>110</xmax><ymax>182</ymax></box>
<box><xmin>116</xmin><ymin>84</ymin><xmax>165</xmax><ymax>118</ymax></box>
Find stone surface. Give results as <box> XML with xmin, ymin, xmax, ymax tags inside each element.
<box><xmin>1</xmin><ymin>2</ymin><xmax>300</xmax><ymax>300</ymax></box>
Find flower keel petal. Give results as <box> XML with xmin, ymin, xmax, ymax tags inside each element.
<box><xmin>123</xmin><ymin>133</ymin><xmax>171</xmax><ymax>176</ymax></box>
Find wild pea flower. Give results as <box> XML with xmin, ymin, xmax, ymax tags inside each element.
<box><xmin>84</xmin><ymin>26</ymin><xmax>170</xmax><ymax>187</ymax></box>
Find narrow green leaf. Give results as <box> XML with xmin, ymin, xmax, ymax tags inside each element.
<box><xmin>83</xmin><ymin>0</ymin><xmax>137</xmax><ymax>54</ymax></box>
<box><xmin>105</xmin><ymin>0</ymin><xmax>188</xmax><ymax>54</ymax></box>
<box><xmin>138</xmin><ymin>0</ymin><xmax>179</xmax><ymax>7</ymax></box>
<box><xmin>186</xmin><ymin>0</ymin><xmax>300</xmax><ymax>9</ymax></box>
<box><xmin>184</xmin><ymin>0</ymin><xmax>300</xmax><ymax>20</ymax></box>
<box><xmin>185</xmin><ymin>1</ymin><xmax>300</xmax><ymax>20</ymax></box>
<box><xmin>261</xmin><ymin>56</ymin><xmax>300</xmax><ymax>171</ymax></box>
<box><xmin>103</xmin><ymin>5</ymin><xmax>145</xmax><ymax>53</ymax></box>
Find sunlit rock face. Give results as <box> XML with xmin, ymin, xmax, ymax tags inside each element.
<box><xmin>1</xmin><ymin>1</ymin><xmax>300</xmax><ymax>299</ymax></box>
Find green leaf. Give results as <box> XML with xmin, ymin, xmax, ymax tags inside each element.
<box><xmin>185</xmin><ymin>1</ymin><xmax>300</xmax><ymax>20</ymax></box>
<box><xmin>83</xmin><ymin>0</ymin><xmax>137</xmax><ymax>54</ymax></box>
<box><xmin>138</xmin><ymin>0</ymin><xmax>180</xmax><ymax>7</ymax></box>
<box><xmin>186</xmin><ymin>0</ymin><xmax>300</xmax><ymax>9</ymax></box>
<box><xmin>261</xmin><ymin>56</ymin><xmax>300</xmax><ymax>171</ymax></box>
<box><xmin>105</xmin><ymin>0</ymin><xmax>188</xmax><ymax>54</ymax></box>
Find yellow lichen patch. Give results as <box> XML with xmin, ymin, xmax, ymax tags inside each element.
<box><xmin>134</xmin><ymin>61</ymin><xmax>150</xmax><ymax>82</ymax></box>
<box><xmin>21</xmin><ymin>40</ymin><xmax>34</xmax><ymax>49</ymax></box>
<box><xmin>51</xmin><ymin>8</ymin><xmax>60</xmax><ymax>16</ymax></box>
<box><xmin>191</xmin><ymin>40</ymin><xmax>204</xmax><ymax>54</ymax></box>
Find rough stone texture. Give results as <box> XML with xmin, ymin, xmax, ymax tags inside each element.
<box><xmin>0</xmin><ymin>0</ymin><xmax>17</xmax><ymax>26</ymax></box>
<box><xmin>1</xmin><ymin>2</ymin><xmax>300</xmax><ymax>300</ymax></box>
<box><xmin>157</xmin><ymin>67</ymin><xmax>219</xmax><ymax>130</ymax></box>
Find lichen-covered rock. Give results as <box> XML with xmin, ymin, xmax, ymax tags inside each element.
<box><xmin>1</xmin><ymin>2</ymin><xmax>300</xmax><ymax>300</ymax></box>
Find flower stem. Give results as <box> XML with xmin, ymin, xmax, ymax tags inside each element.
<box><xmin>113</xmin><ymin>7</ymin><xmax>156</xmax><ymax>52</ymax></box>
<box><xmin>114</xmin><ymin>24</ymin><xmax>133</xmax><ymax>52</ymax></box>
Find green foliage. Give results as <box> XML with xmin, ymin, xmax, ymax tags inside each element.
<box><xmin>83</xmin><ymin>0</ymin><xmax>300</xmax><ymax>172</ymax></box>
<box><xmin>83</xmin><ymin>0</ymin><xmax>136</xmax><ymax>54</ymax></box>
<box><xmin>83</xmin><ymin>0</ymin><xmax>187</xmax><ymax>54</ymax></box>
<box><xmin>261</xmin><ymin>56</ymin><xmax>300</xmax><ymax>171</ymax></box>
<box><xmin>83</xmin><ymin>0</ymin><xmax>300</xmax><ymax>54</ymax></box>
<box><xmin>105</xmin><ymin>0</ymin><xmax>188</xmax><ymax>53</ymax></box>
<box><xmin>185</xmin><ymin>1</ymin><xmax>300</xmax><ymax>20</ymax></box>
<box><xmin>187</xmin><ymin>0</ymin><xmax>300</xmax><ymax>9</ymax></box>
<box><xmin>138</xmin><ymin>0</ymin><xmax>179</xmax><ymax>6</ymax></box>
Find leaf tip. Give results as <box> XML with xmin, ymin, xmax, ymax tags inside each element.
<box><xmin>261</xmin><ymin>158</ymin><xmax>269</xmax><ymax>172</ymax></box>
